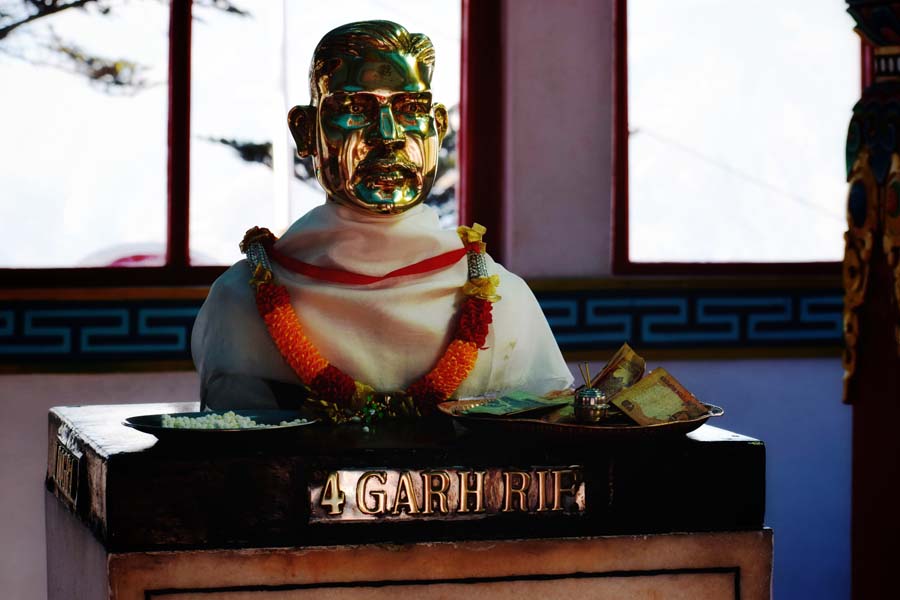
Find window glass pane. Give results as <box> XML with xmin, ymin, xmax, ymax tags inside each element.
<box><xmin>189</xmin><ymin>1</ymin><xmax>284</xmax><ymax>266</ymax></box>
<box><xmin>283</xmin><ymin>0</ymin><xmax>461</xmax><ymax>228</ymax></box>
<box><xmin>628</xmin><ymin>0</ymin><xmax>858</xmax><ymax>263</ymax></box>
<box><xmin>0</xmin><ymin>1</ymin><xmax>169</xmax><ymax>267</ymax></box>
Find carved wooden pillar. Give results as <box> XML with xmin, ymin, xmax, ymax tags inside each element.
<box><xmin>845</xmin><ymin>2</ymin><xmax>900</xmax><ymax>597</ymax></box>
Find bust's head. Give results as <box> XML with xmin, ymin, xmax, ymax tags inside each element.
<box><xmin>288</xmin><ymin>20</ymin><xmax>449</xmax><ymax>215</ymax></box>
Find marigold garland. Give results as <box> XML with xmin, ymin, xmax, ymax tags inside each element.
<box><xmin>456</xmin><ymin>297</ymin><xmax>492</xmax><ymax>346</ymax></box>
<box><xmin>244</xmin><ymin>223</ymin><xmax>498</xmax><ymax>422</ymax></box>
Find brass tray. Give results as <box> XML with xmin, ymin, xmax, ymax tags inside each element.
<box><xmin>438</xmin><ymin>399</ymin><xmax>724</xmax><ymax>441</ymax></box>
<box><xmin>124</xmin><ymin>409</ymin><xmax>318</xmax><ymax>442</ymax></box>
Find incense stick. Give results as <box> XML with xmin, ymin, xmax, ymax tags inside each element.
<box><xmin>579</xmin><ymin>362</ymin><xmax>592</xmax><ymax>387</ymax></box>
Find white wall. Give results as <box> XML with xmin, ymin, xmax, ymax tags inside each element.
<box><xmin>503</xmin><ymin>0</ymin><xmax>614</xmax><ymax>278</ymax></box>
<box><xmin>0</xmin><ymin>372</ymin><xmax>199</xmax><ymax>600</ymax></box>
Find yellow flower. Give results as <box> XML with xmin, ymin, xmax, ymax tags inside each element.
<box><xmin>463</xmin><ymin>275</ymin><xmax>501</xmax><ymax>302</ymax></box>
<box><xmin>457</xmin><ymin>223</ymin><xmax>487</xmax><ymax>245</ymax></box>
<box><xmin>250</xmin><ymin>263</ymin><xmax>273</xmax><ymax>288</ymax></box>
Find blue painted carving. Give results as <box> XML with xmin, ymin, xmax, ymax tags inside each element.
<box><xmin>849</xmin><ymin>181</ymin><xmax>869</xmax><ymax>227</ymax></box>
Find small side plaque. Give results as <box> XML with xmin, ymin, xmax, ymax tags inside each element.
<box><xmin>53</xmin><ymin>438</ymin><xmax>80</xmax><ymax>507</ymax></box>
<box><xmin>309</xmin><ymin>466</ymin><xmax>585</xmax><ymax>523</ymax></box>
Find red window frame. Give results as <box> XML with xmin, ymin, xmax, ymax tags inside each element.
<box><xmin>1</xmin><ymin>0</ymin><xmax>503</xmax><ymax>288</ymax></box>
<box><xmin>611</xmin><ymin>0</ymin><xmax>854</xmax><ymax>276</ymax></box>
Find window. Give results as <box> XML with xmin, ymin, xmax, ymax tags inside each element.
<box><xmin>0</xmin><ymin>0</ymin><xmax>171</xmax><ymax>268</ymax></box>
<box><xmin>1</xmin><ymin>0</ymin><xmax>467</xmax><ymax>285</ymax></box>
<box><xmin>615</xmin><ymin>0</ymin><xmax>859</xmax><ymax>274</ymax></box>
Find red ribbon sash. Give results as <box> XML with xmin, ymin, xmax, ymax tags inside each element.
<box><xmin>264</xmin><ymin>242</ymin><xmax>468</xmax><ymax>285</ymax></box>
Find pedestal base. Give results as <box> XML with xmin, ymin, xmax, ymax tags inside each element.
<box><xmin>48</xmin><ymin>490</ymin><xmax>772</xmax><ymax>600</ymax></box>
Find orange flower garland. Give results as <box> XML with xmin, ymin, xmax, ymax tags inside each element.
<box><xmin>256</xmin><ymin>282</ymin><xmax>328</xmax><ymax>382</ymax></box>
<box><xmin>242</xmin><ymin>224</ymin><xmax>499</xmax><ymax>421</ymax></box>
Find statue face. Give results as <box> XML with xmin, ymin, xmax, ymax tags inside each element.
<box><xmin>292</xmin><ymin>47</ymin><xmax>448</xmax><ymax>215</ymax></box>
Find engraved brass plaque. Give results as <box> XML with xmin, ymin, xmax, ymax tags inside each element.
<box><xmin>309</xmin><ymin>466</ymin><xmax>585</xmax><ymax>523</ymax></box>
<box><xmin>53</xmin><ymin>439</ymin><xmax>80</xmax><ymax>506</ymax></box>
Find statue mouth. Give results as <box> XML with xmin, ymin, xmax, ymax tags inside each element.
<box><xmin>353</xmin><ymin>158</ymin><xmax>422</xmax><ymax>192</ymax></box>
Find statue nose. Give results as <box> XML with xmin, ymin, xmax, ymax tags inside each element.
<box><xmin>373</xmin><ymin>105</ymin><xmax>404</xmax><ymax>146</ymax></box>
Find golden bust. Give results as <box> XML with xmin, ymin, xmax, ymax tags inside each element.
<box><xmin>288</xmin><ymin>20</ymin><xmax>449</xmax><ymax>215</ymax></box>
<box><xmin>191</xmin><ymin>21</ymin><xmax>573</xmax><ymax>416</ymax></box>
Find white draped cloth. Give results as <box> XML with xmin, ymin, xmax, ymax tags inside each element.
<box><xmin>191</xmin><ymin>202</ymin><xmax>573</xmax><ymax>408</ymax></box>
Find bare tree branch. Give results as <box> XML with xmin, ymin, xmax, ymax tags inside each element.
<box><xmin>0</xmin><ymin>0</ymin><xmax>91</xmax><ymax>41</ymax></box>
<box><xmin>0</xmin><ymin>0</ymin><xmax>251</xmax><ymax>94</ymax></box>
<box><xmin>206</xmin><ymin>137</ymin><xmax>274</xmax><ymax>169</ymax></box>
<box><xmin>193</xmin><ymin>0</ymin><xmax>249</xmax><ymax>18</ymax></box>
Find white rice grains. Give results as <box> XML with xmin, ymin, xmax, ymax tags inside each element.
<box><xmin>160</xmin><ymin>411</ymin><xmax>308</xmax><ymax>430</ymax></box>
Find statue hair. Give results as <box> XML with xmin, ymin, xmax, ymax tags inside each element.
<box><xmin>309</xmin><ymin>20</ymin><xmax>435</xmax><ymax>103</ymax></box>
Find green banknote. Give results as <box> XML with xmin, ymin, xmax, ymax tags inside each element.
<box><xmin>463</xmin><ymin>391</ymin><xmax>572</xmax><ymax>417</ymax></box>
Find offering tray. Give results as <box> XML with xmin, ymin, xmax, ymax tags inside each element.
<box><xmin>438</xmin><ymin>399</ymin><xmax>724</xmax><ymax>441</ymax></box>
<box><xmin>124</xmin><ymin>409</ymin><xmax>318</xmax><ymax>443</ymax></box>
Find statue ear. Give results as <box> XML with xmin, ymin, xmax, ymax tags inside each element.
<box><xmin>433</xmin><ymin>103</ymin><xmax>449</xmax><ymax>142</ymax></box>
<box><xmin>288</xmin><ymin>105</ymin><xmax>317</xmax><ymax>158</ymax></box>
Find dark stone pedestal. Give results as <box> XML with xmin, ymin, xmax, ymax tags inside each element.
<box><xmin>45</xmin><ymin>402</ymin><xmax>772</xmax><ymax>599</ymax></box>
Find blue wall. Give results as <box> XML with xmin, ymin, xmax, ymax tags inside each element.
<box><xmin>658</xmin><ymin>358</ymin><xmax>850</xmax><ymax>599</ymax></box>
<box><xmin>569</xmin><ymin>357</ymin><xmax>850</xmax><ymax>599</ymax></box>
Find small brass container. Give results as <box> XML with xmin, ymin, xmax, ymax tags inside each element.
<box><xmin>573</xmin><ymin>387</ymin><xmax>611</xmax><ymax>423</ymax></box>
